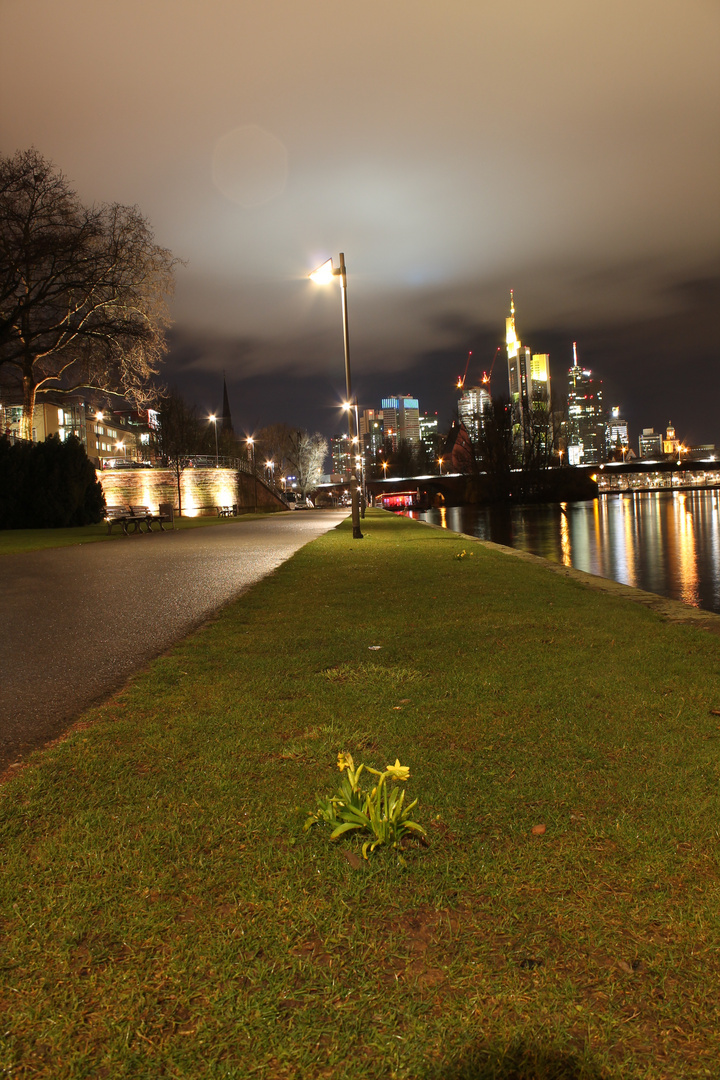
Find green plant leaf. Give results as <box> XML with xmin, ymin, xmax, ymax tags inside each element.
<box><xmin>401</xmin><ymin>820</ymin><xmax>427</xmax><ymax>836</ymax></box>
<box><xmin>330</xmin><ymin>822</ymin><xmax>365</xmax><ymax>839</ymax></box>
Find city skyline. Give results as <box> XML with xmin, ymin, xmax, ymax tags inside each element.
<box><xmin>1</xmin><ymin>1</ymin><xmax>718</xmax><ymax>444</ymax></box>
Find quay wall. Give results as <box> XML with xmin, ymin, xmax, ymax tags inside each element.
<box><xmin>97</xmin><ymin>467</ymin><xmax>285</xmax><ymax>515</ymax></box>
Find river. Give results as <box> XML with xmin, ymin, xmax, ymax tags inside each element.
<box><xmin>406</xmin><ymin>489</ymin><xmax>720</xmax><ymax>615</ymax></box>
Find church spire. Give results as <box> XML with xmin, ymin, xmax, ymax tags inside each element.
<box><xmin>221</xmin><ymin>373</ymin><xmax>234</xmax><ymax>434</ymax></box>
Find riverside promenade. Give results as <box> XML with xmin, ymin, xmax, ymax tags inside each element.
<box><xmin>2</xmin><ymin>509</ymin><xmax>719</xmax><ymax>1079</ymax></box>
<box><xmin>0</xmin><ymin>509</ymin><xmax>345</xmax><ymax>772</ymax></box>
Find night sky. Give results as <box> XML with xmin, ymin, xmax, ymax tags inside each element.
<box><xmin>2</xmin><ymin>1</ymin><xmax>718</xmax><ymax>446</ymax></box>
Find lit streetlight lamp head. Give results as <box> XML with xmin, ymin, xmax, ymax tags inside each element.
<box><xmin>309</xmin><ymin>258</ymin><xmax>336</xmax><ymax>285</ymax></box>
<box><xmin>209</xmin><ymin>414</ymin><xmax>216</xmax><ymax>423</ymax></box>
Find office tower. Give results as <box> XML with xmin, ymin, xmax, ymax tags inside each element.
<box><xmin>419</xmin><ymin>411</ymin><xmax>439</xmax><ymax>455</ymax></box>
<box><xmin>458</xmin><ymin>385</ymin><xmax>492</xmax><ymax>445</ymax></box>
<box><xmin>358</xmin><ymin>409</ymin><xmax>384</xmax><ymax>464</ymax></box>
<box><xmin>330</xmin><ymin>433</ymin><xmax>353</xmax><ymax>477</ymax></box>
<box><xmin>381</xmin><ymin>396</ymin><xmax>420</xmax><ymax>451</ymax></box>
<box><xmin>505</xmin><ymin>290</ymin><xmax>551</xmax><ymax>452</ymax></box>
<box><xmin>566</xmin><ymin>342</ymin><xmax>606</xmax><ymax>465</ymax></box>
<box><xmin>605</xmin><ymin>407</ymin><xmax>629</xmax><ymax>460</ymax></box>
<box><xmin>638</xmin><ymin>428</ymin><xmax>663</xmax><ymax>458</ymax></box>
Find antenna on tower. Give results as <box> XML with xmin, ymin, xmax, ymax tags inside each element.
<box><xmin>510</xmin><ymin>288</ymin><xmax>515</xmax><ymax>316</ymax></box>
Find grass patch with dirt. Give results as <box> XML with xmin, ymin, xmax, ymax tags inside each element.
<box><xmin>1</xmin><ymin>509</ymin><xmax>719</xmax><ymax>1079</ymax></box>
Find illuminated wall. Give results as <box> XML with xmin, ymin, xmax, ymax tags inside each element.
<box><xmin>97</xmin><ymin>467</ymin><xmax>280</xmax><ymax>516</ymax></box>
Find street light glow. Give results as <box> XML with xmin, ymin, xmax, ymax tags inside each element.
<box><xmin>309</xmin><ymin>258</ymin><xmax>335</xmax><ymax>285</ymax></box>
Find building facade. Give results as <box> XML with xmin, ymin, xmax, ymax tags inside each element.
<box><xmin>0</xmin><ymin>397</ymin><xmax>150</xmax><ymax>467</ymax></box>
<box><xmin>358</xmin><ymin>409</ymin><xmax>384</xmax><ymax>465</ymax></box>
<box><xmin>605</xmin><ymin>407</ymin><xmax>630</xmax><ymax>460</ymax></box>
<box><xmin>458</xmin><ymin>385</ymin><xmax>492</xmax><ymax>446</ymax></box>
<box><xmin>381</xmin><ymin>396</ymin><xmax>420</xmax><ymax>451</ymax></box>
<box><xmin>565</xmin><ymin>343</ymin><xmax>606</xmax><ymax>465</ymax></box>
<box><xmin>505</xmin><ymin>291</ymin><xmax>551</xmax><ymax>453</ymax></box>
<box><xmin>638</xmin><ymin>428</ymin><xmax>663</xmax><ymax>458</ymax></box>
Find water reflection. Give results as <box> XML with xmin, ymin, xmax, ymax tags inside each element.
<box><xmin>408</xmin><ymin>490</ymin><xmax>720</xmax><ymax>614</ymax></box>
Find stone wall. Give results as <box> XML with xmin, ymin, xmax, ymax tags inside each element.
<box><xmin>98</xmin><ymin>467</ymin><xmax>285</xmax><ymax>516</ymax></box>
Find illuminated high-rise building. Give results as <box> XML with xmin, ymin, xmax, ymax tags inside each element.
<box><xmin>381</xmin><ymin>395</ymin><xmax>420</xmax><ymax>450</ymax></box>
<box><xmin>458</xmin><ymin>385</ymin><xmax>492</xmax><ymax>445</ymax></box>
<box><xmin>566</xmin><ymin>342</ymin><xmax>605</xmax><ymax>465</ymax></box>
<box><xmin>605</xmin><ymin>407</ymin><xmax>629</xmax><ymax>460</ymax></box>
<box><xmin>330</xmin><ymin>433</ymin><xmax>353</xmax><ymax>478</ymax></box>
<box><xmin>505</xmin><ymin>290</ymin><xmax>551</xmax><ymax>451</ymax></box>
<box><xmin>358</xmin><ymin>408</ymin><xmax>384</xmax><ymax>464</ymax></box>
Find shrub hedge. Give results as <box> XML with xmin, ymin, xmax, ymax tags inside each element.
<box><xmin>0</xmin><ymin>434</ymin><xmax>105</xmax><ymax>528</ymax></box>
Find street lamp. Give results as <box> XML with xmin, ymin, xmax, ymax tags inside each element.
<box><xmin>209</xmin><ymin>414</ymin><xmax>219</xmax><ymax>467</ymax></box>
<box><xmin>247</xmin><ymin>437</ymin><xmax>257</xmax><ymax>512</ymax></box>
<box><xmin>438</xmin><ymin>456</ymin><xmax>444</xmax><ymax>475</ymax></box>
<box><xmin>310</xmin><ymin>254</ymin><xmax>363</xmax><ymax>538</ymax></box>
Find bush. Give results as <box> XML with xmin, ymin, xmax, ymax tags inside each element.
<box><xmin>0</xmin><ymin>434</ymin><xmax>106</xmax><ymax>529</ymax></box>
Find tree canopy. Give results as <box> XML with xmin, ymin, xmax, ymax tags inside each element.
<box><xmin>254</xmin><ymin>422</ymin><xmax>328</xmax><ymax>495</ymax></box>
<box><xmin>0</xmin><ymin>149</ymin><xmax>178</xmax><ymax>439</ymax></box>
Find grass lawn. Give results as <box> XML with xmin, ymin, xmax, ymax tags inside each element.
<box><xmin>0</xmin><ymin>509</ymin><xmax>286</xmax><ymax>556</ymax></box>
<box><xmin>1</xmin><ymin>509</ymin><xmax>719</xmax><ymax>1079</ymax></box>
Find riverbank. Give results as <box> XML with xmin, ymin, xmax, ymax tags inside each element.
<box><xmin>411</xmin><ymin>488</ymin><xmax>720</xmax><ymax>616</ymax></box>
<box><xmin>2</xmin><ymin>509</ymin><xmax>719</xmax><ymax>1078</ymax></box>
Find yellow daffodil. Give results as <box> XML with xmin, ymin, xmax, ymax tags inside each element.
<box><xmin>337</xmin><ymin>751</ymin><xmax>354</xmax><ymax>772</ymax></box>
<box><xmin>385</xmin><ymin>759</ymin><xmax>410</xmax><ymax>781</ymax></box>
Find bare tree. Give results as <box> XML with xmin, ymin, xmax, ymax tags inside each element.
<box><xmin>152</xmin><ymin>390</ymin><xmax>201</xmax><ymax>515</ymax></box>
<box><xmin>253</xmin><ymin>422</ymin><xmax>297</xmax><ymax>479</ymax></box>
<box><xmin>0</xmin><ymin>149</ymin><xmax>178</xmax><ymax>440</ymax></box>
<box><xmin>294</xmin><ymin>431</ymin><xmax>328</xmax><ymax>496</ymax></box>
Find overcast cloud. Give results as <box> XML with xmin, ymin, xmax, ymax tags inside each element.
<box><xmin>1</xmin><ymin>0</ymin><xmax>718</xmax><ymax>442</ymax></box>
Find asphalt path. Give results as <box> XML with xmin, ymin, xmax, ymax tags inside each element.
<box><xmin>0</xmin><ymin>510</ymin><xmax>347</xmax><ymax>772</ymax></box>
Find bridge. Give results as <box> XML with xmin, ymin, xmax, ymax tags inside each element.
<box><xmin>318</xmin><ymin>457</ymin><xmax>720</xmax><ymax>509</ymax></box>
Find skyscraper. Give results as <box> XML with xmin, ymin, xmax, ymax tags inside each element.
<box><xmin>458</xmin><ymin>385</ymin><xmax>492</xmax><ymax>445</ymax></box>
<box><xmin>505</xmin><ymin>290</ymin><xmax>551</xmax><ymax>453</ymax></box>
<box><xmin>358</xmin><ymin>408</ymin><xmax>384</xmax><ymax>465</ymax></box>
<box><xmin>605</xmin><ymin>407</ymin><xmax>629</xmax><ymax>460</ymax></box>
<box><xmin>381</xmin><ymin>396</ymin><xmax>420</xmax><ymax>451</ymax></box>
<box><xmin>566</xmin><ymin>343</ymin><xmax>605</xmax><ymax>465</ymax></box>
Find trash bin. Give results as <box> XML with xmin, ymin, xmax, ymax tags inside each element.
<box><xmin>159</xmin><ymin>501</ymin><xmax>174</xmax><ymax>525</ymax></box>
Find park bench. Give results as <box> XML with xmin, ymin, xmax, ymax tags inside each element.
<box><xmin>216</xmin><ymin>504</ymin><xmax>238</xmax><ymax>518</ymax></box>
<box><xmin>105</xmin><ymin>505</ymin><xmax>131</xmax><ymax>535</ymax></box>
<box><xmin>128</xmin><ymin>505</ymin><xmax>173</xmax><ymax>532</ymax></box>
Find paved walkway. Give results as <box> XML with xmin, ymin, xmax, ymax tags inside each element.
<box><xmin>0</xmin><ymin>511</ymin><xmax>347</xmax><ymax>772</ymax></box>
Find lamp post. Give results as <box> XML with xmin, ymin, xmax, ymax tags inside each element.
<box><xmin>310</xmin><ymin>253</ymin><xmax>363</xmax><ymax>538</ymax></box>
<box><xmin>247</xmin><ymin>437</ymin><xmax>257</xmax><ymax>512</ymax></box>
<box><xmin>438</xmin><ymin>456</ymin><xmax>444</xmax><ymax>475</ymax></box>
<box><xmin>345</xmin><ymin>401</ymin><xmax>366</xmax><ymax>519</ymax></box>
<box><xmin>209</xmin><ymin>414</ymin><xmax>219</xmax><ymax>467</ymax></box>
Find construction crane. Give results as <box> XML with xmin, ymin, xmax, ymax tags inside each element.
<box><xmin>455</xmin><ymin>350</ymin><xmax>472</xmax><ymax>390</ymax></box>
<box><xmin>481</xmin><ymin>347</ymin><xmax>500</xmax><ymax>386</ymax></box>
